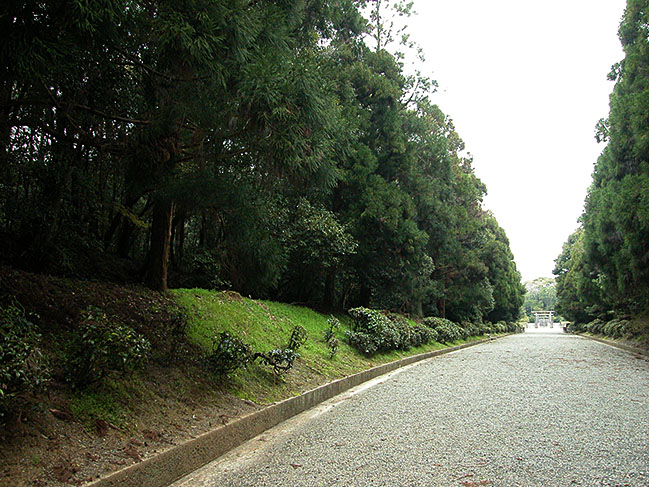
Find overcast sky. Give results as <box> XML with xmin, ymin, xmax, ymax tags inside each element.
<box><xmin>403</xmin><ymin>0</ymin><xmax>627</xmax><ymax>281</ymax></box>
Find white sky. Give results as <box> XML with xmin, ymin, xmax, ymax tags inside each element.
<box><xmin>404</xmin><ymin>0</ymin><xmax>627</xmax><ymax>281</ymax></box>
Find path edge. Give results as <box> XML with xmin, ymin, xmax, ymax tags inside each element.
<box><xmin>86</xmin><ymin>335</ymin><xmax>506</xmax><ymax>487</ymax></box>
<box><xmin>573</xmin><ymin>333</ymin><xmax>649</xmax><ymax>358</ymax></box>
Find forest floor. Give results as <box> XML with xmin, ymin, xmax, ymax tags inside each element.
<box><xmin>0</xmin><ymin>266</ymin><xmax>472</xmax><ymax>487</ymax></box>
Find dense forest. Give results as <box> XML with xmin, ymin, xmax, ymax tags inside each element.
<box><xmin>554</xmin><ymin>0</ymin><xmax>649</xmax><ymax>327</ymax></box>
<box><xmin>0</xmin><ymin>0</ymin><xmax>525</xmax><ymax>322</ymax></box>
<box><xmin>522</xmin><ymin>278</ymin><xmax>557</xmax><ymax>321</ymax></box>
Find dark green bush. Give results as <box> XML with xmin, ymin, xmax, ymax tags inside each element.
<box><xmin>461</xmin><ymin>322</ymin><xmax>480</xmax><ymax>338</ymax></box>
<box><xmin>408</xmin><ymin>324</ymin><xmax>436</xmax><ymax>348</ymax></box>
<box><xmin>324</xmin><ymin>317</ymin><xmax>340</xmax><ymax>358</ymax></box>
<box><xmin>602</xmin><ymin>319</ymin><xmax>630</xmax><ymax>338</ymax></box>
<box><xmin>65</xmin><ymin>307</ymin><xmax>151</xmax><ymax>388</ymax></box>
<box><xmin>324</xmin><ymin>316</ymin><xmax>339</xmax><ymax>342</ymax></box>
<box><xmin>422</xmin><ymin>317</ymin><xmax>463</xmax><ymax>343</ymax></box>
<box><xmin>386</xmin><ymin>314</ymin><xmax>415</xmax><ymax>350</ymax></box>
<box><xmin>585</xmin><ymin>319</ymin><xmax>605</xmax><ymax>335</ymax></box>
<box><xmin>254</xmin><ymin>348</ymin><xmax>298</xmax><ymax>375</ymax></box>
<box><xmin>206</xmin><ymin>332</ymin><xmax>252</xmax><ymax>376</ymax></box>
<box><xmin>347</xmin><ymin>308</ymin><xmax>436</xmax><ymax>355</ymax></box>
<box><xmin>0</xmin><ymin>305</ymin><xmax>48</xmax><ymax>414</ymax></box>
<box><xmin>253</xmin><ymin>325</ymin><xmax>308</xmax><ymax>375</ymax></box>
<box><xmin>346</xmin><ymin>330</ymin><xmax>379</xmax><ymax>355</ymax></box>
<box><xmin>420</xmin><ymin>323</ymin><xmax>439</xmax><ymax>343</ymax></box>
<box><xmin>347</xmin><ymin>307</ymin><xmax>402</xmax><ymax>355</ymax></box>
<box><xmin>484</xmin><ymin>321</ymin><xmax>508</xmax><ymax>334</ymax></box>
<box><xmin>288</xmin><ymin>325</ymin><xmax>308</xmax><ymax>350</ymax></box>
<box><xmin>326</xmin><ymin>336</ymin><xmax>339</xmax><ymax>358</ymax></box>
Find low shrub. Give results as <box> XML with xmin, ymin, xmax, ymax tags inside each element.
<box><xmin>287</xmin><ymin>325</ymin><xmax>308</xmax><ymax>351</ymax></box>
<box><xmin>566</xmin><ymin>322</ymin><xmax>585</xmax><ymax>333</ymax></box>
<box><xmin>253</xmin><ymin>325</ymin><xmax>308</xmax><ymax>375</ymax></box>
<box><xmin>347</xmin><ymin>308</ymin><xmax>401</xmax><ymax>355</ymax></box>
<box><xmin>347</xmin><ymin>308</ymin><xmax>403</xmax><ymax>355</ymax></box>
<box><xmin>206</xmin><ymin>332</ymin><xmax>252</xmax><ymax>376</ymax></box>
<box><xmin>493</xmin><ymin>322</ymin><xmax>508</xmax><ymax>334</ymax></box>
<box><xmin>386</xmin><ymin>314</ymin><xmax>415</xmax><ymax>350</ymax></box>
<box><xmin>324</xmin><ymin>317</ymin><xmax>340</xmax><ymax>358</ymax></box>
<box><xmin>422</xmin><ymin>317</ymin><xmax>463</xmax><ymax>343</ymax></box>
<box><xmin>584</xmin><ymin>319</ymin><xmax>605</xmax><ymax>335</ymax></box>
<box><xmin>326</xmin><ymin>336</ymin><xmax>339</xmax><ymax>358</ymax></box>
<box><xmin>254</xmin><ymin>348</ymin><xmax>299</xmax><ymax>375</ymax></box>
<box><xmin>461</xmin><ymin>322</ymin><xmax>480</xmax><ymax>338</ymax></box>
<box><xmin>602</xmin><ymin>319</ymin><xmax>630</xmax><ymax>338</ymax></box>
<box><xmin>346</xmin><ymin>330</ymin><xmax>379</xmax><ymax>355</ymax></box>
<box><xmin>409</xmin><ymin>324</ymin><xmax>436</xmax><ymax>348</ymax></box>
<box><xmin>347</xmin><ymin>308</ymin><xmax>437</xmax><ymax>355</ymax></box>
<box><xmin>65</xmin><ymin>307</ymin><xmax>151</xmax><ymax>388</ymax></box>
<box><xmin>324</xmin><ymin>316</ymin><xmax>339</xmax><ymax>341</ymax></box>
<box><xmin>0</xmin><ymin>305</ymin><xmax>48</xmax><ymax>415</ymax></box>
<box><xmin>511</xmin><ymin>322</ymin><xmax>526</xmax><ymax>333</ymax></box>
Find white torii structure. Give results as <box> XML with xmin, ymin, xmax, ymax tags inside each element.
<box><xmin>533</xmin><ymin>311</ymin><xmax>554</xmax><ymax>328</ymax></box>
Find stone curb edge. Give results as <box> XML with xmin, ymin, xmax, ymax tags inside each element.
<box><xmin>86</xmin><ymin>335</ymin><xmax>506</xmax><ymax>487</ymax></box>
<box><xmin>574</xmin><ymin>333</ymin><xmax>649</xmax><ymax>358</ymax></box>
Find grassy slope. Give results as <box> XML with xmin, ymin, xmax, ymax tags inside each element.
<box><xmin>172</xmin><ymin>288</ymin><xmax>480</xmax><ymax>405</ymax></box>
<box><xmin>0</xmin><ymin>267</ymin><xmax>490</xmax><ymax>486</ymax></box>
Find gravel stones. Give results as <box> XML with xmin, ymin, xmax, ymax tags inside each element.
<box><xmin>172</xmin><ymin>332</ymin><xmax>649</xmax><ymax>487</ymax></box>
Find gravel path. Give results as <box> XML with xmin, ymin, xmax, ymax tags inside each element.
<box><xmin>171</xmin><ymin>331</ymin><xmax>649</xmax><ymax>486</ymax></box>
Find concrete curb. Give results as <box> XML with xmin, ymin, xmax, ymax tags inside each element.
<box><xmin>86</xmin><ymin>335</ymin><xmax>505</xmax><ymax>487</ymax></box>
<box><xmin>575</xmin><ymin>333</ymin><xmax>649</xmax><ymax>358</ymax></box>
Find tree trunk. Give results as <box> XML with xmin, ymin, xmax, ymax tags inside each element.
<box><xmin>324</xmin><ymin>267</ymin><xmax>336</xmax><ymax>308</ymax></box>
<box><xmin>438</xmin><ymin>298</ymin><xmax>446</xmax><ymax>319</ymax></box>
<box><xmin>170</xmin><ymin>206</ymin><xmax>186</xmax><ymax>268</ymax></box>
<box><xmin>145</xmin><ymin>198</ymin><xmax>174</xmax><ymax>291</ymax></box>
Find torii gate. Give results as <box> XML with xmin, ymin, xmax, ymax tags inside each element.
<box><xmin>533</xmin><ymin>310</ymin><xmax>554</xmax><ymax>328</ymax></box>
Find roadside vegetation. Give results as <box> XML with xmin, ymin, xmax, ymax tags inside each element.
<box><xmin>0</xmin><ymin>267</ymin><xmax>523</xmax><ymax>485</ymax></box>
<box><xmin>554</xmin><ymin>1</ymin><xmax>649</xmax><ymax>345</ymax></box>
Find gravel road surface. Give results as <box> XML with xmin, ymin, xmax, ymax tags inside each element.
<box><xmin>171</xmin><ymin>330</ymin><xmax>649</xmax><ymax>486</ymax></box>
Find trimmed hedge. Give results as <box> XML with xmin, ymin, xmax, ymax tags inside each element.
<box><xmin>346</xmin><ymin>308</ymin><xmax>435</xmax><ymax>356</ymax></box>
<box><xmin>421</xmin><ymin>317</ymin><xmax>464</xmax><ymax>343</ymax></box>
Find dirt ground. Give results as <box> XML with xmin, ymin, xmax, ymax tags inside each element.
<box><xmin>0</xmin><ymin>364</ymin><xmax>262</xmax><ymax>487</ymax></box>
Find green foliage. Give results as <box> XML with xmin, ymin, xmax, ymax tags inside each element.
<box><xmin>557</xmin><ymin>0</ymin><xmax>649</xmax><ymax>322</ymax></box>
<box><xmin>0</xmin><ymin>305</ymin><xmax>48</xmax><ymax>414</ymax></box>
<box><xmin>253</xmin><ymin>348</ymin><xmax>299</xmax><ymax>376</ymax></box>
<box><xmin>461</xmin><ymin>322</ymin><xmax>481</xmax><ymax>338</ymax></box>
<box><xmin>571</xmin><ymin>318</ymin><xmax>636</xmax><ymax>340</ymax></box>
<box><xmin>326</xmin><ymin>336</ymin><xmax>340</xmax><ymax>359</ymax></box>
<box><xmin>253</xmin><ymin>325</ymin><xmax>309</xmax><ymax>375</ymax></box>
<box><xmin>287</xmin><ymin>325</ymin><xmax>308</xmax><ymax>351</ymax></box>
<box><xmin>601</xmin><ymin>319</ymin><xmax>632</xmax><ymax>339</ymax></box>
<box><xmin>554</xmin><ymin>228</ymin><xmax>601</xmax><ymax>323</ymax></box>
<box><xmin>1</xmin><ymin>0</ymin><xmax>524</xmax><ymax>324</ymax></box>
<box><xmin>523</xmin><ymin>278</ymin><xmax>557</xmax><ymax>318</ymax></box>
<box><xmin>206</xmin><ymin>332</ymin><xmax>252</xmax><ymax>377</ymax></box>
<box><xmin>347</xmin><ymin>307</ymin><xmax>400</xmax><ymax>355</ymax></box>
<box><xmin>65</xmin><ymin>307</ymin><xmax>151</xmax><ymax>388</ymax></box>
<box><xmin>346</xmin><ymin>307</ymin><xmax>435</xmax><ymax>355</ymax></box>
<box><xmin>324</xmin><ymin>316</ymin><xmax>340</xmax><ymax>358</ymax></box>
<box><xmin>408</xmin><ymin>324</ymin><xmax>437</xmax><ymax>349</ymax></box>
<box><xmin>421</xmin><ymin>317</ymin><xmax>463</xmax><ymax>343</ymax></box>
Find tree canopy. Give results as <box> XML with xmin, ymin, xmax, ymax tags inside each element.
<box><xmin>554</xmin><ymin>0</ymin><xmax>649</xmax><ymax>322</ymax></box>
<box><xmin>1</xmin><ymin>0</ymin><xmax>524</xmax><ymax>322</ymax></box>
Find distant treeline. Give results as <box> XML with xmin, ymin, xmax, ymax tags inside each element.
<box><xmin>554</xmin><ymin>0</ymin><xmax>649</xmax><ymax>323</ymax></box>
<box><xmin>0</xmin><ymin>1</ymin><xmax>524</xmax><ymax>322</ymax></box>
